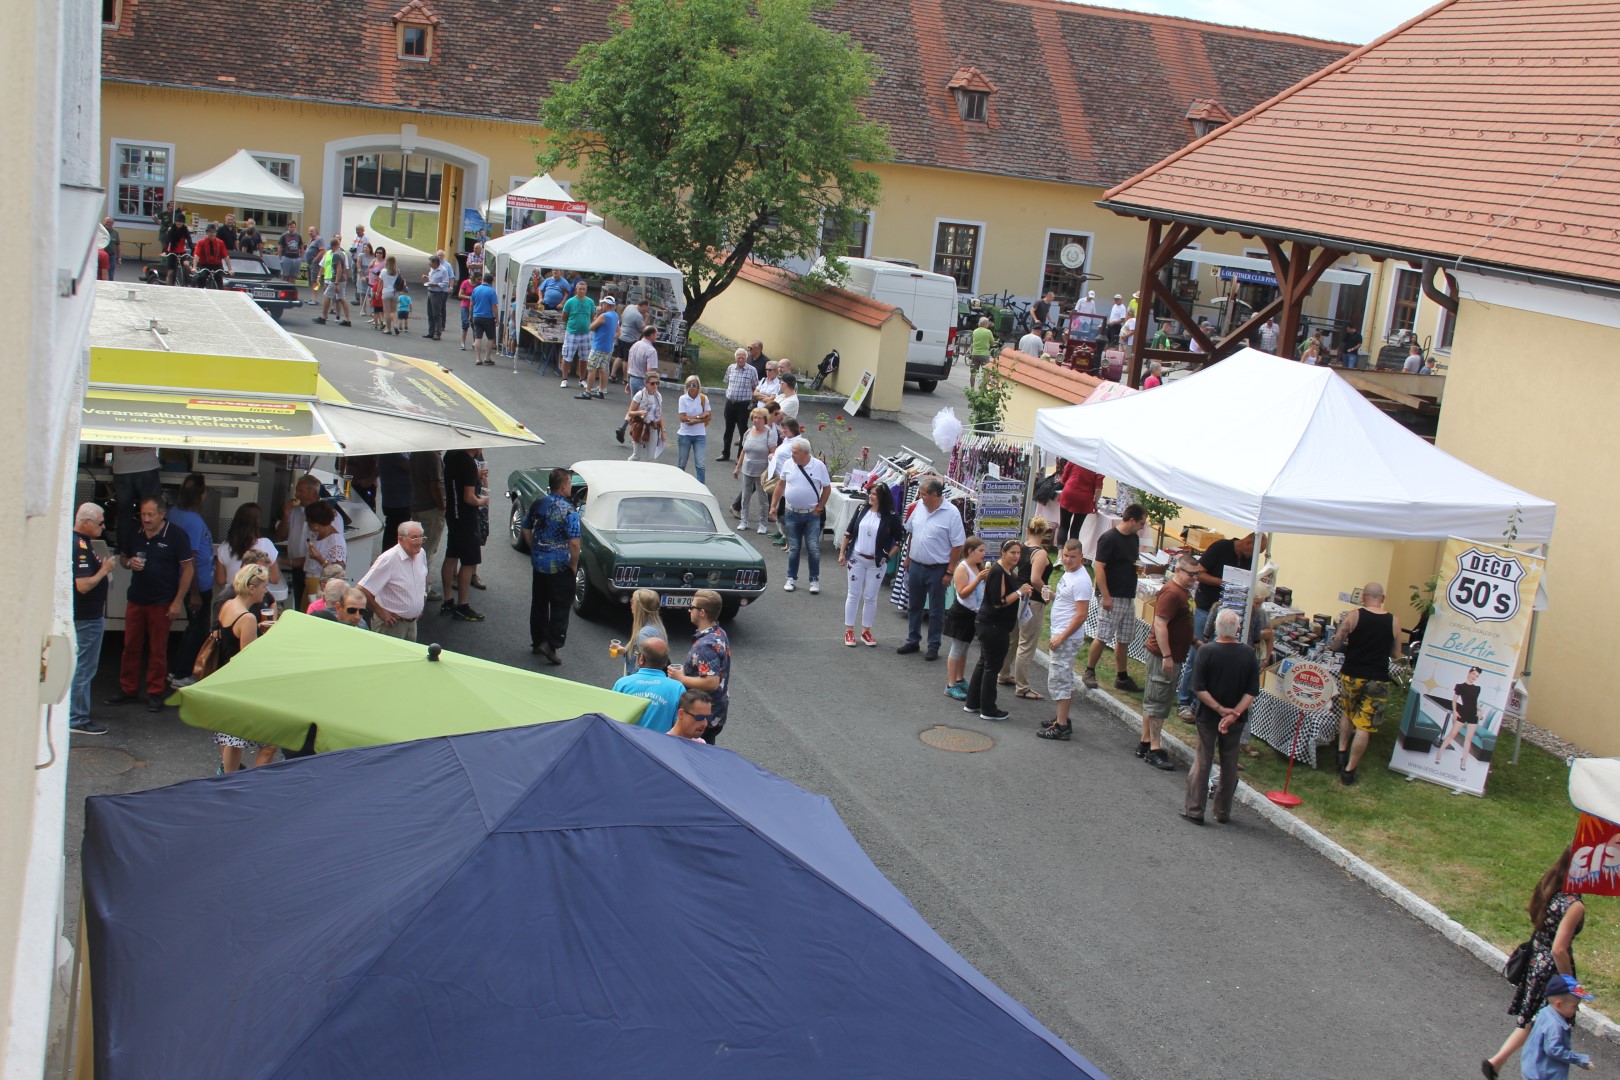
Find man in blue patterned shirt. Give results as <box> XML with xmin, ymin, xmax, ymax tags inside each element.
<box><xmin>520</xmin><ymin>468</ymin><xmax>581</xmax><ymax>665</ymax></box>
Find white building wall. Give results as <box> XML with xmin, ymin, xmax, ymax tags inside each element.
<box><xmin>0</xmin><ymin>0</ymin><xmax>102</xmax><ymax>1072</ymax></box>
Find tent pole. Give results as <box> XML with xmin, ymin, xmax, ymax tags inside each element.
<box><xmin>1511</xmin><ymin>541</ymin><xmax>1548</xmax><ymax>765</ymax></box>
<box><xmin>1239</xmin><ymin>518</ymin><xmax>1264</xmax><ymax>646</ymax></box>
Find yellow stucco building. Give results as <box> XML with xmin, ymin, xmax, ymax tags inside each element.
<box><xmin>1092</xmin><ymin>0</ymin><xmax>1620</xmax><ymax>752</ymax></box>
<box><xmin>100</xmin><ymin>0</ymin><xmax>1346</xmax><ymax>315</ymax></box>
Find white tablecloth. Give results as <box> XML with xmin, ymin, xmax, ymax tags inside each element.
<box><xmin>825</xmin><ymin>487</ymin><xmax>862</xmax><ymax>538</ymax></box>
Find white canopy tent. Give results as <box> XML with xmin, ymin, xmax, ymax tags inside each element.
<box><xmin>1032</xmin><ymin>349</ymin><xmax>1555</xmax><ymax>543</ymax></box>
<box><xmin>508</xmin><ymin>225</ymin><xmax>684</xmax><ymax>302</ymax></box>
<box><xmin>482</xmin><ymin>216</ymin><xmax>586</xmax><ymax>300</ymax></box>
<box><xmin>482</xmin><ymin>174</ymin><xmax>603</xmax><ymax>227</ymax></box>
<box><xmin>174</xmin><ymin>149</ymin><xmax>304</xmax><ymax>214</ymax></box>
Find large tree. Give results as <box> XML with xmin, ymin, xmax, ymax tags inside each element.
<box><xmin>538</xmin><ymin>0</ymin><xmax>889</xmax><ymax>327</ymax></box>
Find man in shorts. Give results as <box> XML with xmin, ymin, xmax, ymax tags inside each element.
<box><xmin>1328</xmin><ymin>582</ymin><xmax>1401</xmax><ymax>785</ymax></box>
<box><xmin>1085</xmin><ymin>504</ymin><xmax>1147</xmax><ymax>691</ymax></box>
<box><xmin>315</xmin><ymin>235</ymin><xmax>352</xmax><ymax>326</ymax></box>
<box><xmin>470</xmin><ymin>272</ymin><xmax>499</xmax><ymax>366</ymax></box>
<box><xmin>559</xmin><ymin>279</ymin><xmax>596</xmax><ymax>390</ymax></box>
<box><xmin>1139</xmin><ymin>553</ymin><xmax>1200</xmax><ymax>771</ymax></box>
<box><xmin>577</xmin><ymin>295</ymin><xmax>617</xmax><ymax>400</ymax></box>
<box><xmin>439</xmin><ymin>447</ymin><xmax>488</xmax><ymax>621</ymax></box>
<box><xmin>611</xmin><ymin>294</ymin><xmax>646</xmax><ymax>384</ymax></box>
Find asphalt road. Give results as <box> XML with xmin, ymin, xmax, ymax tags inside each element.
<box><xmin>63</xmin><ymin>314</ymin><xmax>1609</xmax><ymax>1079</ymax></box>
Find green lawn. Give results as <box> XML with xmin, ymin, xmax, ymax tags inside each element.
<box><xmin>367</xmin><ymin>206</ymin><xmax>441</xmax><ymax>250</ymax></box>
<box><xmin>686</xmin><ymin>327</ymin><xmax>737</xmax><ymax>386</ymax></box>
<box><xmin>1059</xmin><ymin>633</ymin><xmax>1612</xmax><ymax>998</ymax></box>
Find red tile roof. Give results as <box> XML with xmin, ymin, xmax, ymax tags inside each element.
<box><xmin>734</xmin><ymin>261</ymin><xmax>905</xmax><ymax>330</ymax></box>
<box><xmin>1102</xmin><ymin>0</ymin><xmax>1620</xmax><ymax>286</ymax></box>
<box><xmin>392</xmin><ymin>0</ymin><xmax>442</xmax><ymax>25</ymax></box>
<box><xmin>101</xmin><ymin>0</ymin><xmax>1348</xmax><ymax>189</ymax></box>
<box><xmin>996</xmin><ymin>348</ymin><xmax>1102</xmax><ymax>403</ymax></box>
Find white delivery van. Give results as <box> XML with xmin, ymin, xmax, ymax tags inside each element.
<box><xmin>815</xmin><ymin>257</ymin><xmax>957</xmax><ymax>392</ymax></box>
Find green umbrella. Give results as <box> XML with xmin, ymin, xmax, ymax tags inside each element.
<box><xmin>175</xmin><ymin>611</ymin><xmax>646</xmax><ymax>751</ymax></box>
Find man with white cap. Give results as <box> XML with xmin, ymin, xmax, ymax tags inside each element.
<box><xmin>1106</xmin><ymin>293</ymin><xmax>1129</xmax><ymax>346</ymax></box>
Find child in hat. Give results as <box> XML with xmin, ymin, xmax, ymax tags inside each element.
<box><xmin>1519</xmin><ymin>974</ymin><xmax>1595</xmax><ymax>1078</ymax></box>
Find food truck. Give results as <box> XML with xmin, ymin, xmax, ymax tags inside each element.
<box><xmin>82</xmin><ymin>282</ymin><xmax>545</xmax><ymax>626</ymax></box>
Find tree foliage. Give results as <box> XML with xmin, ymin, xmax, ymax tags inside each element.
<box><xmin>538</xmin><ymin>0</ymin><xmax>890</xmax><ymax>325</ymax></box>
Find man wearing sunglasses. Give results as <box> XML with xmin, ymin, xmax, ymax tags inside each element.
<box><xmin>668</xmin><ymin>690</ymin><xmax>714</xmax><ymax>743</ymax></box>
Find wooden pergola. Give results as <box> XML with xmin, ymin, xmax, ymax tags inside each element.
<box><xmin>1112</xmin><ymin>215</ymin><xmax>1459</xmax><ymax>388</ymax></box>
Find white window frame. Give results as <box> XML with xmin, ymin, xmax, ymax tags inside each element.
<box><xmin>108</xmin><ymin>138</ymin><xmax>175</xmax><ymax>225</ymax></box>
<box><xmin>1037</xmin><ymin>227</ymin><xmax>1094</xmax><ymax>298</ymax></box>
<box><xmin>1385</xmin><ymin>265</ymin><xmax>1423</xmax><ymax>338</ymax></box>
<box><xmin>932</xmin><ymin>217</ymin><xmax>986</xmax><ymax>296</ymax></box>
<box><xmin>246</xmin><ymin>151</ymin><xmax>300</xmax><ymax>186</ymax></box>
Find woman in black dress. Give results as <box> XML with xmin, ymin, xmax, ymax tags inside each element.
<box><xmin>1482</xmin><ymin>848</ymin><xmax>1586</xmax><ymax>1078</ymax></box>
<box><xmin>962</xmin><ymin>539</ymin><xmax>1032</xmax><ymax>722</ymax></box>
<box><xmin>1434</xmin><ymin>666</ymin><xmax>1484</xmax><ymax>773</ymax></box>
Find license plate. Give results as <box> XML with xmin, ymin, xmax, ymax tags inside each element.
<box><xmin>661</xmin><ymin>595</ymin><xmax>693</xmax><ymax>608</ymax></box>
<box><xmin>252</xmin><ymin>288</ymin><xmax>275</xmax><ymax>299</ymax></box>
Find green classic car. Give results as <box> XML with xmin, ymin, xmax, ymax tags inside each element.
<box><xmin>506</xmin><ymin>459</ymin><xmax>768</xmax><ymax>619</ymax></box>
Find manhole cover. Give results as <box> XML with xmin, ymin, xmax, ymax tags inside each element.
<box><xmin>918</xmin><ymin>725</ymin><xmax>995</xmax><ymax>753</ymax></box>
<box><xmin>69</xmin><ymin>746</ymin><xmax>139</xmax><ymax>778</ymax></box>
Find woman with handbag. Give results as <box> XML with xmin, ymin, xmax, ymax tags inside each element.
<box><xmin>837</xmin><ymin>483</ymin><xmax>903</xmax><ymax>648</ymax></box>
<box><xmin>625</xmin><ymin>371</ymin><xmax>664</xmax><ymax>461</ymax></box>
<box><xmin>999</xmin><ymin>518</ymin><xmax>1056</xmax><ymax>700</ymax></box>
<box><xmin>1482</xmin><ymin>848</ymin><xmax>1587</xmax><ymax>1079</ymax></box>
<box><xmin>211</xmin><ymin>564</ymin><xmax>278</xmax><ymax>774</ymax></box>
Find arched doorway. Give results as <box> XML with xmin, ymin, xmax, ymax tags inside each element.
<box><xmin>321</xmin><ymin>131</ymin><xmax>488</xmax><ymax>253</ymax></box>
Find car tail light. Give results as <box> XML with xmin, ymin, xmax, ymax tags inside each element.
<box><xmin>278</xmin><ymin>287</ymin><xmax>298</xmax><ymax>301</ymax></box>
<box><xmin>735</xmin><ymin>569</ymin><xmax>762</xmax><ymax>588</ymax></box>
<box><xmin>612</xmin><ymin>566</ymin><xmax>641</xmax><ymax>587</ymax></box>
<box><xmin>946</xmin><ymin>326</ymin><xmax>957</xmax><ymax>361</ymax></box>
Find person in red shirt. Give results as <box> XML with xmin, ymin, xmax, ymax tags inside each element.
<box><xmin>96</xmin><ymin>247</ymin><xmax>110</xmax><ymax>281</ymax></box>
<box><xmin>1056</xmin><ymin>459</ymin><xmax>1103</xmax><ymax>547</ymax></box>
<box><xmin>192</xmin><ymin>224</ymin><xmax>228</xmax><ymax>288</ymax></box>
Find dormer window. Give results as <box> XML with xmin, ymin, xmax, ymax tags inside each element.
<box><xmin>393</xmin><ymin>0</ymin><xmax>441</xmax><ymax>61</ymax></box>
<box><xmin>947</xmin><ymin>66</ymin><xmax>996</xmax><ymax>125</ymax></box>
<box><xmin>1185</xmin><ymin>98</ymin><xmax>1232</xmax><ymax>141</ymax></box>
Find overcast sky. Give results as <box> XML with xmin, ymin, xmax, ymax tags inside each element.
<box><xmin>1079</xmin><ymin>0</ymin><xmax>1435</xmax><ymax>43</ymax></box>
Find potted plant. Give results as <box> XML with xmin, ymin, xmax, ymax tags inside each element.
<box><xmin>1137</xmin><ymin>492</ymin><xmax>1182</xmax><ymax>552</ymax></box>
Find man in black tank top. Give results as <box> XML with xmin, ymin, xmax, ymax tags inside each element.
<box><xmin>1328</xmin><ymin>582</ymin><xmax>1402</xmax><ymax>786</ymax></box>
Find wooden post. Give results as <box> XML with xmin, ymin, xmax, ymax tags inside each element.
<box><xmin>1128</xmin><ymin>221</ymin><xmax>1160</xmax><ymax>388</ymax></box>
<box><xmin>1128</xmin><ymin>219</ymin><xmax>1206</xmax><ymax>386</ymax></box>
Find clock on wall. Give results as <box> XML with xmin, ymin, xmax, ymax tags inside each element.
<box><xmin>1059</xmin><ymin>242</ymin><xmax>1086</xmax><ymax>269</ymax></box>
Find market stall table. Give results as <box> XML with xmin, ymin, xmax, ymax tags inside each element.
<box><xmin>825</xmin><ymin>486</ymin><xmax>863</xmax><ymax>539</ymax></box>
<box><xmin>1246</xmin><ymin>692</ymin><xmax>1342</xmax><ymax>768</ymax></box>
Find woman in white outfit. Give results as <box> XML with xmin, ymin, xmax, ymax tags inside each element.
<box><xmin>837</xmin><ymin>484</ymin><xmax>902</xmax><ymax>647</ymax></box>
<box><xmin>625</xmin><ymin>372</ymin><xmax>663</xmax><ymax>461</ymax></box>
<box><xmin>732</xmin><ymin>407</ymin><xmax>778</xmax><ymax>532</ymax></box>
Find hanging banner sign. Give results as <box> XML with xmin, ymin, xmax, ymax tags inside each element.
<box><xmin>506</xmin><ymin>196</ymin><xmax>589</xmax><ymax>216</ymax></box>
<box><xmin>975</xmin><ymin>478</ymin><xmax>1024</xmax><ymax>542</ymax></box>
<box><xmin>1566</xmin><ymin>813</ymin><xmax>1620</xmax><ymax>896</ymax></box>
<box><xmin>1277</xmin><ymin>659</ymin><xmax>1337</xmax><ymax>711</ymax></box>
<box><xmin>1218</xmin><ymin>267</ymin><xmax>1278</xmax><ymax>286</ymax></box>
<box><xmin>1388</xmin><ymin>537</ymin><xmax>1545</xmax><ymax>796</ymax></box>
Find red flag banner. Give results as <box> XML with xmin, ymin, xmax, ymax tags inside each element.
<box><xmin>1566</xmin><ymin>813</ymin><xmax>1620</xmax><ymax>895</ymax></box>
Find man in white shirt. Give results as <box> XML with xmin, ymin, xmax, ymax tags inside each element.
<box><xmin>1257</xmin><ymin>317</ymin><xmax>1280</xmax><ymax>354</ymax></box>
<box><xmin>777</xmin><ymin>374</ymin><xmax>801</xmax><ymax>421</ymax></box>
<box><xmin>422</xmin><ymin>253</ymin><xmax>453</xmax><ymax>342</ymax></box>
<box><xmin>897</xmin><ymin>476</ymin><xmax>966</xmax><ymax>661</ymax></box>
<box><xmin>769</xmin><ymin>438</ymin><xmax>830</xmax><ymax>593</ymax></box>
<box><xmin>1402</xmin><ymin>345</ymin><xmax>1424</xmax><ymax>373</ymax></box>
<box><xmin>1037</xmin><ymin>540</ymin><xmax>1094</xmax><ymax>741</ymax></box>
<box><xmin>357</xmin><ymin>522</ymin><xmax>429</xmax><ymax>641</ymax></box>
<box><xmin>1106</xmin><ymin>294</ymin><xmax>1129</xmax><ymax>346</ymax></box>
<box><xmin>1017</xmin><ymin>329</ymin><xmax>1044</xmax><ymax>358</ymax></box>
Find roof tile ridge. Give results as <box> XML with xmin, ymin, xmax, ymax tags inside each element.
<box><xmin>1102</xmin><ymin>0</ymin><xmax>1468</xmax><ymax>202</ymax></box>
<box><xmin>983</xmin><ymin>0</ymin><xmax>1354</xmax><ymax>48</ymax></box>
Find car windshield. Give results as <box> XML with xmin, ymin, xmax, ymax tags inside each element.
<box><xmin>226</xmin><ymin>257</ymin><xmax>271</xmax><ymax>278</ymax></box>
<box><xmin>613</xmin><ymin>496</ymin><xmax>717</xmax><ymax>532</ymax></box>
